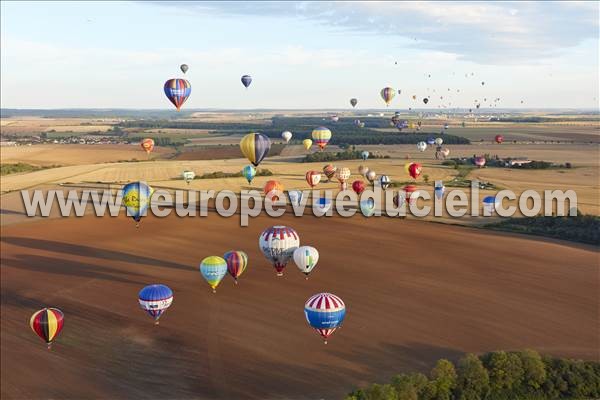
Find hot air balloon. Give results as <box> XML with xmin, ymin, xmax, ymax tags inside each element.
<box><xmin>474</xmin><ymin>156</ymin><xmax>486</xmax><ymax>168</ymax></box>
<box><xmin>404</xmin><ymin>184</ymin><xmax>418</xmax><ymax>205</ymax></box>
<box><xmin>164</xmin><ymin>78</ymin><xmax>191</xmax><ymax>111</ymax></box>
<box><xmin>30</xmin><ymin>308</ymin><xmax>64</xmax><ymax>349</ymax></box>
<box><xmin>423</xmin><ymin>98</ymin><xmax>429</xmax><ymax>104</ymax></box>
<box><xmin>438</xmin><ymin>148</ymin><xmax>450</xmax><ymax>159</ymax></box>
<box><xmin>481</xmin><ymin>81</ymin><xmax>485</xmax><ymax>86</ymax></box>
<box><xmin>288</xmin><ymin>190</ymin><xmax>303</xmax><ymax>207</ymax></box>
<box><xmin>224</xmin><ymin>250</ymin><xmax>248</xmax><ymax>284</ymax></box>
<box><xmin>180</xmin><ymin>64</ymin><xmax>188</xmax><ymax>74</ymax></box>
<box><xmin>240</xmin><ymin>132</ymin><xmax>271</xmax><ymax>166</ymax></box>
<box><xmin>361</xmin><ymin>151</ymin><xmax>369</xmax><ymax>161</ymax></box>
<box><xmin>323</xmin><ymin>164</ymin><xmax>337</xmax><ymax>181</ymax></box>
<box><xmin>200</xmin><ymin>256</ymin><xmax>228</xmax><ymax>293</ymax></box>
<box><xmin>264</xmin><ymin>180</ymin><xmax>284</xmax><ymax>202</ymax></box>
<box><xmin>122</xmin><ymin>181</ymin><xmax>153</xmax><ymax>227</ymax></box>
<box><xmin>314</xmin><ymin>196</ymin><xmax>332</xmax><ymax>214</ymax></box>
<box><xmin>350</xmin><ymin>98</ymin><xmax>358</xmax><ymax>108</ymax></box>
<box><xmin>391</xmin><ymin>114</ymin><xmax>401</xmax><ymax>125</ymax></box>
<box><xmin>358</xmin><ymin>165</ymin><xmax>369</xmax><ymax>177</ymax></box>
<box><xmin>393</xmin><ymin>192</ymin><xmax>406</xmax><ymax>208</ymax></box>
<box><xmin>303</xmin><ymin>139</ymin><xmax>313</xmax><ymax>151</ymax></box>
<box><xmin>335</xmin><ymin>167</ymin><xmax>351</xmax><ymax>190</ymax></box>
<box><xmin>141</xmin><ymin>138</ymin><xmax>155</xmax><ymax>154</ymax></box>
<box><xmin>182</xmin><ymin>170</ymin><xmax>196</xmax><ymax>184</ymax></box>
<box><xmin>408</xmin><ymin>163</ymin><xmax>422</xmax><ymax>179</ymax></box>
<box><xmin>359</xmin><ymin>122</ymin><xmax>365</xmax><ymax>128</ymax></box>
<box><xmin>352</xmin><ymin>180</ymin><xmax>366</xmax><ymax>195</ymax></box>
<box><xmin>426</xmin><ymin>137</ymin><xmax>435</xmax><ymax>145</ymax></box>
<box><xmin>330</xmin><ymin>115</ymin><xmax>339</xmax><ymax>122</ymax></box>
<box><xmin>379</xmin><ymin>175</ymin><xmax>391</xmax><ymax>190</ymax></box>
<box><xmin>293</xmin><ymin>246</ymin><xmax>319</xmax><ymax>279</ymax></box>
<box><xmin>242</xmin><ymin>165</ymin><xmax>257</xmax><ymax>184</ymax></box>
<box><xmin>304</xmin><ymin>293</ymin><xmax>346</xmax><ymax>344</ymax></box>
<box><xmin>138</xmin><ymin>284</ymin><xmax>173</xmax><ymax>325</ymax></box>
<box><xmin>495</xmin><ymin>134</ymin><xmax>504</xmax><ymax>144</ymax></box>
<box><xmin>360</xmin><ymin>198</ymin><xmax>375</xmax><ymax>217</ymax></box>
<box><xmin>312</xmin><ymin>127</ymin><xmax>332</xmax><ymax>151</ymax></box>
<box><xmin>434</xmin><ymin>182</ymin><xmax>445</xmax><ymax>200</ymax></box>
<box><xmin>306</xmin><ymin>171</ymin><xmax>321</xmax><ymax>188</ymax></box>
<box><xmin>483</xmin><ymin>196</ymin><xmax>498</xmax><ymax>215</ymax></box>
<box><xmin>380</xmin><ymin>87</ymin><xmax>395</xmax><ymax>106</ymax></box>
<box><xmin>259</xmin><ymin>226</ymin><xmax>300</xmax><ymax>276</ymax></box>
<box><xmin>281</xmin><ymin>131</ymin><xmax>293</xmax><ymax>143</ymax></box>
<box><xmin>354</xmin><ymin>119</ymin><xmax>361</xmax><ymax>127</ymax></box>
<box><xmin>435</xmin><ymin>137</ymin><xmax>443</xmax><ymax>146</ymax></box>
<box><xmin>366</xmin><ymin>170</ymin><xmax>376</xmax><ymax>183</ymax></box>
<box><xmin>417</xmin><ymin>141</ymin><xmax>427</xmax><ymax>152</ymax></box>
<box><xmin>241</xmin><ymin>74</ymin><xmax>252</xmax><ymax>88</ymax></box>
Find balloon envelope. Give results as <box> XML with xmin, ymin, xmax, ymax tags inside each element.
<box><xmin>138</xmin><ymin>284</ymin><xmax>173</xmax><ymax>322</ymax></box>
<box><xmin>223</xmin><ymin>251</ymin><xmax>248</xmax><ymax>282</ymax></box>
<box><xmin>352</xmin><ymin>180</ymin><xmax>366</xmax><ymax>194</ymax></box>
<box><xmin>164</xmin><ymin>79</ymin><xmax>191</xmax><ymax>111</ymax></box>
<box><xmin>200</xmin><ymin>256</ymin><xmax>228</xmax><ymax>292</ymax></box>
<box><xmin>180</xmin><ymin>64</ymin><xmax>188</xmax><ymax>73</ymax></box>
<box><xmin>350</xmin><ymin>98</ymin><xmax>358</xmax><ymax>107</ymax></box>
<box><xmin>282</xmin><ymin>131</ymin><xmax>292</xmax><ymax>143</ymax></box>
<box><xmin>241</xmin><ymin>74</ymin><xmax>252</xmax><ymax>88</ymax></box>
<box><xmin>495</xmin><ymin>135</ymin><xmax>504</xmax><ymax>144</ymax></box>
<box><xmin>302</xmin><ymin>139</ymin><xmax>313</xmax><ymax>151</ymax></box>
<box><xmin>360</xmin><ymin>198</ymin><xmax>376</xmax><ymax>217</ymax></box>
<box><xmin>380</xmin><ymin>87</ymin><xmax>395</xmax><ymax>106</ymax></box>
<box><xmin>259</xmin><ymin>226</ymin><xmax>300</xmax><ymax>276</ymax></box>
<box><xmin>417</xmin><ymin>141</ymin><xmax>427</xmax><ymax>152</ymax></box>
<box><xmin>122</xmin><ymin>182</ymin><xmax>153</xmax><ymax>225</ymax></box>
<box><xmin>240</xmin><ymin>133</ymin><xmax>271</xmax><ymax>166</ymax></box>
<box><xmin>304</xmin><ymin>293</ymin><xmax>346</xmax><ymax>343</ymax></box>
<box><xmin>361</xmin><ymin>151</ymin><xmax>369</xmax><ymax>161</ymax></box>
<box><xmin>379</xmin><ymin>175</ymin><xmax>391</xmax><ymax>190</ymax></box>
<box><xmin>311</xmin><ymin>127</ymin><xmax>332</xmax><ymax>151</ymax></box>
<box><xmin>323</xmin><ymin>164</ymin><xmax>337</xmax><ymax>181</ymax></box>
<box><xmin>306</xmin><ymin>171</ymin><xmax>321</xmax><ymax>187</ymax></box>
<box><xmin>182</xmin><ymin>170</ymin><xmax>196</xmax><ymax>183</ymax></box>
<box><xmin>141</xmin><ymin>138</ymin><xmax>155</xmax><ymax>154</ymax></box>
<box><xmin>408</xmin><ymin>163</ymin><xmax>422</xmax><ymax>179</ymax></box>
<box><xmin>242</xmin><ymin>165</ymin><xmax>257</xmax><ymax>184</ymax></box>
<box><xmin>264</xmin><ymin>180</ymin><xmax>284</xmax><ymax>201</ymax></box>
<box><xmin>293</xmin><ymin>246</ymin><xmax>319</xmax><ymax>276</ymax></box>
<box><xmin>30</xmin><ymin>308</ymin><xmax>64</xmax><ymax>347</ymax></box>
<box><xmin>366</xmin><ymin>170</ymin><xmax>376</xmax><ymax>183</ymax></box>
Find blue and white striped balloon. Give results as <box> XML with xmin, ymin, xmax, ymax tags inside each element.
<box><xmin>138</xmin><ymin>284</ymin><xmax>173</xmax><ymax>324</ymax></box>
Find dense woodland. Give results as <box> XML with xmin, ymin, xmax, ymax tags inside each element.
<box><xmin>346</xmin><ymin>350</ymin><xmax>600</xmax><ymax>400</ymax></box>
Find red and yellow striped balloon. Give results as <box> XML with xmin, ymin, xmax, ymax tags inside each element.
<box><xmin>30</xmin><ymin>308</ymin><xmax>64</xmax><ymax>349</ymax></box>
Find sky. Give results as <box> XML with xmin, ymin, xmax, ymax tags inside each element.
<box><xmin>1</xmin><ymin>1</ymin><xmax>598</xmax><ymax>109</ymax></box>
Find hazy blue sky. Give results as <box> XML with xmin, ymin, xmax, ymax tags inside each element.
<box><xmin>1</xmin><ymin>1</ymin><xmax>598</xmax><ymax>109</ymax></box>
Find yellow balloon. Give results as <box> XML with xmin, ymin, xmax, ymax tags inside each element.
<box><xmin>404</xmin><ymin>163</ymin><xmax>412</xmax><ymax>174</ymax></box>
<box><xmin>303</xmin><ymin>139</ymin><xmax>313</xmax><ymax>151</ymax></box>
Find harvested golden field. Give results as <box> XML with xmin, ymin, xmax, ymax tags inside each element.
<box><xmin>0</xmin><ymin>144</ymin><xmax>173</xmax><ymax>167</ymax></box>
<box><xmin>0</xmin><ymin>117</ymin><xmax>119</xmax><ymax>135</ymax></box>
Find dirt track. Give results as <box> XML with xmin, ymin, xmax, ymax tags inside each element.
<box><xmin>1</xmin><ymin>213</ymin><xmax>598</xmax><ymax>399</ymax></box>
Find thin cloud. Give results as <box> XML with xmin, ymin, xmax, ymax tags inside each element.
<box><xmin>154</xmin><ymin>1</ymin><xmax>599</xmax><ymax>64</ymax></box>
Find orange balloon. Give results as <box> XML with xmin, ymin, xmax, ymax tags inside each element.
<box><xmin>141</xmin><ymin>138</ymin><xmax>155</xmax><ymax>154</ymax></box>
<box><xmin>264</xmin><ymin>180</ymin><xmax>284</xmax><ymax>202</ymax></box>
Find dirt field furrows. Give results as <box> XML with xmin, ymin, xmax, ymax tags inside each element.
<box><xmin>1</xmin><ymin>213</ymin><xmax>597</xmax><ymax>399</ymax></box>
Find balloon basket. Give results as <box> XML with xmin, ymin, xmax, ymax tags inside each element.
<box><xmin>234</xmin><ymin>280</ymin><xmax>238</xmax><ymax>285</ymax></box>
<box><xmin>47</xmin><ymin>343</ymin><xmax>52</xmax><ymax>350</ymax></box>
<box><xmin>323</xmin><ymin>340</ymin><xmax>328</xmax><ymax>345</ymax></box>
<box><xmin>212</xmin><ymin>289</ymin><xmax>217</xmax><ymax>294</ymax></box>
<box><xmin>154</xmin><ymin>320</ymin><xmax>160</xmax><ymax>326</ymax></box>
<box><xmin>305</xmin><ymin>276</ymin><xmax>309</xmax><ymax>281</ymax></box>
<box><xmin>276</xmin><ymin>273</ymin><xmax>283</xmax><ymax>277</ymax></box>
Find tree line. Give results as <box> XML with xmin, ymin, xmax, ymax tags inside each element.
<box><xmin>346</xmin><ymin>350</ymin><xmax>600</xmax><ymax>400</ymax></box>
